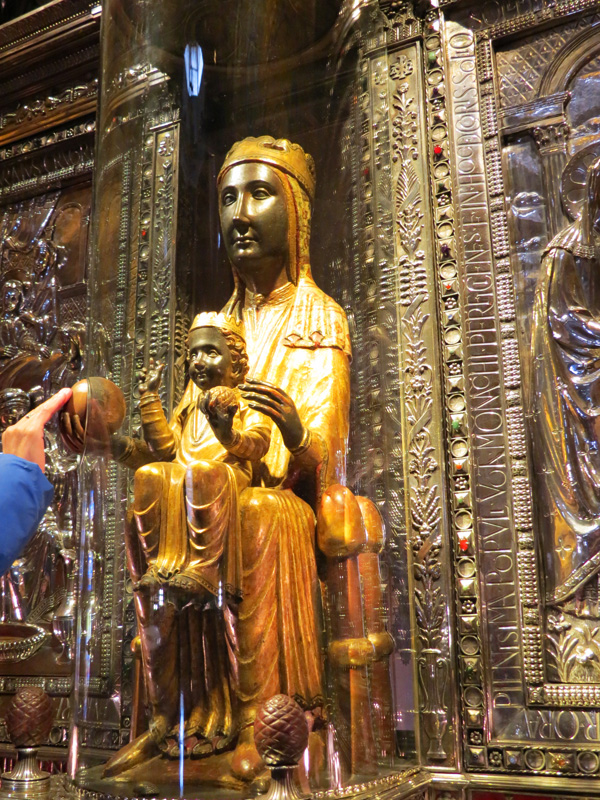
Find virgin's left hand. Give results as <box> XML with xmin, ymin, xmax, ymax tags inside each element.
<box><xmin>240</xmin><ymin>379</ymin><xmax>304</xmax><ymax>451</ymax></box>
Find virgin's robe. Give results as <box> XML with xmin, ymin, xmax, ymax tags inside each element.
<box><xmin>156</xmin><ymin>274</ymin><xmax>351</xmax><ymax>730</ymax></box>
<box><xmin>235</xmin><ymin>277</ymin><xmax>351</xmax><ymax>725</ymax></box>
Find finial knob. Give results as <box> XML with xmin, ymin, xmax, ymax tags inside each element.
<box><xmin>5</xmin><ymin>687</ymin><xmax>53</xmax><ymax>748</ymax></box>
<box><xmin>254</xmin><ymin>694</ymin><xmax>309</xmax><ymax>768</ymax></box>
<box><xmin>1</xmin><ymin>687</ymin><xmax>53</xmax><ymax>798</ymax></box>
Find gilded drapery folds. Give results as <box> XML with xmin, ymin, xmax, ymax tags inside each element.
<box><xmin>218</xmin><ymin>136</ymin><xmax>350</xmax><ymax>745</ymax></box>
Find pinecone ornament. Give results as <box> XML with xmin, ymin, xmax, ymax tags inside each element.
<box><xmin>5</xmin><ymin>687</ymin><xmax>54</xmax><ymax>748</ymax></box>
<box><xmin>254</xmin><ymin>694</ymin><xmax>309</xmax><ymax>767</ymax></box>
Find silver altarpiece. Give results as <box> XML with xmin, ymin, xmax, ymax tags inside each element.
<box><xmin>3</xmin><ymin>1</ymin><xmax>600</xmax><ymax>799</ymax></box>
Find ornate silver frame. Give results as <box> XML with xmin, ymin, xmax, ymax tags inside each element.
<box><xmin>440</xmin><ymin>0</ymin><xmax>600</xmax><ymax>778</ymax></box>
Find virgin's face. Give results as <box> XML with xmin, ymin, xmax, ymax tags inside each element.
<box><xmin>219</xmin><ymin>163</ymin><xmax>289</xmax><ymax>274</ymax></box>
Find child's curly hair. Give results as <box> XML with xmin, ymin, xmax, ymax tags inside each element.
<box><xmin>220</xmin><ymin>329</ymin><xmax>249</xmax><ymax>385</ymax></box>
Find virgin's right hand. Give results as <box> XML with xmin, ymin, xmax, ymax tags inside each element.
<box><xmin>137</xmin><ymin>358</ymin><xmax>165</xmax><ymax>395</ymax></box>
<box><xmin>59</xmin><ymin>410</ymin><xmax>86</xmax><ymax>454</ymax></box>
<box><xmin>60</xmin><ymin>411</ymin><xmax>123</xmax><ymax>458</ymax></box>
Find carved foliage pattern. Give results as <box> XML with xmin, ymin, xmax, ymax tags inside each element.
<box><xmin>391</xmin><ymin>60</ymin><xmax>443</xmax><ymax>653</ymax></box>
<box><xmin>344</xmin><ymin>9</ymin><xmax>448</xmax><ymax>764</ymax></box>
<box><xmin>0</xmin><ymin>80</ymin><xmax>97</xmax><ymax>137</ymax></box>
<box><xmin>388</xmin><ymin>42</ymin><xmax>451</xmax><ymax>761</ymax></box>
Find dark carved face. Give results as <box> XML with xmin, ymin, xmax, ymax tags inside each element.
<box><xmin>2</xmin><ymin>282</ymin><xmax>22</xmax><ymax>314</ymax></box>
<box><xmin>0</xmin><ymin>391</ymin><xmax>28</xmax><ymax>429</ymax></box>
<box><xmin>219</xmin><ymin>162</ymin><xmax>289</xmax><ymax>279</ymax></box>
<box><xmin>187</xmin><ymin>327</ymin><xmax>235</xmax><ymax>391</ymax></box>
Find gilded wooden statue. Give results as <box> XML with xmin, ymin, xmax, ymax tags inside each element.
<box><xmin>66</xmin><ymin>136</ymin><xmax>394</xmax><ymax>787</ymax></box>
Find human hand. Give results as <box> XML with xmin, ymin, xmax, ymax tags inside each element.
<box><xmin>239</xmin><ymin>378</ymin><xmax>304</xmax><ymax>451</ymax></box>
<box><xmin>138</xmin><ymin>359</ymin><xmax>164</xmax><ymax>395</ymax></box>
<box><xmin>199</xmin><ymin>387</ymin><xmax>238</xmax><ymax>444</ymax></box>
<box><xmin>2</xmin><ymin>387</ymin><xmax>72</xmax><ymax>472</ymax></box>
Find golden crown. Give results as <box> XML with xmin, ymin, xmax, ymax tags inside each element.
<box><xmin>188</xmin><ymin>311</ymin><xmax>245</xmax><ymax>343</ymax></box>
<box><xmin>217</xmin><ymin>135</ymin><xmax>316</xmax><ymax>201</ymax></box>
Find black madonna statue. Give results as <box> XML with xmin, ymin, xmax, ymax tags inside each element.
<box><xmin>78</xmin><ymin>136</ymin><xmax>393</xmax><ymax>789</ymax></box>
<box><xmin>530</xmin><ymin>155</ymin><xmax>600</xmax><ymax>619</ymax></box>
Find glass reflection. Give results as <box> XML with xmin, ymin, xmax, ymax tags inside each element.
<box><xmin>69</xmin><ymin>0</ymin><xmax>415</xmax><ymax>795</ymax></box>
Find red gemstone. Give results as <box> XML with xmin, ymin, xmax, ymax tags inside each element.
<box><xmin>434</xmin><ymin>145</ymin><xmax>443</xmax><ymax>155</ymax></box>
<box><xmin>459</xmin><ymin>539</ymin><xmax>469</xmax><ymax>552</ymax></box>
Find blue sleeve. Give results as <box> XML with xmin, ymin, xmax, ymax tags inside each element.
<box><xmin>0</xmin><ymin>454</ymin><xmax>54</xmax><ymax>575</ymax></box>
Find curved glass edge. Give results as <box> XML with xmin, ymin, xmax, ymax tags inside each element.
<box><xmin>68</xmin><ymin>1</ymin><xmax>419</xmax><ymax>796</ymax></box>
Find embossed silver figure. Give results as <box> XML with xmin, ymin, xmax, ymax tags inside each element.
<box><xmin>530</xmin><ymin>156</ymin><xmax>600</xmax><ymax>622</ymax></box>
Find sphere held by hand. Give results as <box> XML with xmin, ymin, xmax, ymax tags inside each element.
<box><xmin>205</xmin><ymin>386</ymin><xmax>239</xmax><ymax>416</ymax></box>
<box><xmin>63</xmin><ymin>377</ymin><xmax>126</xmax><ymax>444</ymax></box>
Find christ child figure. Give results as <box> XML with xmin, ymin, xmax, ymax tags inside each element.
<box><xmin>131</xmin><ymin>312</ymin><xmax>271</xmax><ymax>600</ymax></box>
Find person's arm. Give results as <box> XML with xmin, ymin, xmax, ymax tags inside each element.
<box><xmin>0</xmin><ymin>454</ymin><xmax>54</xmax><ymax>573</ymax></box>
<box><xmin>0</xmin><ymin>387</ymin><xmax>72</xmax><ymax>573</ymax></box>
<box><xmin>3</xmin><ymin>387</ymin><xmax>72</xmax><ymax>472</ymax></box>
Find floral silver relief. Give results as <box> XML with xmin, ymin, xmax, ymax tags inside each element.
<box><xmin>389</xmin><ymin>39</ymin><xmax>452</xmax><ymax>763</ymax></box>
<box><xmin>0</xmin><ymin>121</ymin><xmax>94</xmax><ymax>751</ymax></box>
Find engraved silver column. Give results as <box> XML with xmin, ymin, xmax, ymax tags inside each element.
<box><xmin>337</xmin><ymin>0</ymin><xmax>457</xmax><ymax>767</ymax></box>
<box><xmin>70</xmin><ymin>0</ymin><xmax>182</xmax><ymax>769</ymax></box>
<box><xmin>533</xmin><ymin>121</ymin><xmax>570</xmax><ymax>235</ymax></box>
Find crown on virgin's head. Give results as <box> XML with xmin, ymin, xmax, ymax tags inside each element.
<box><xmin>217</xmin><ymin>135</ymin><xmax>316</xmax><ymax>201</ymax></box>
<box><xmin>188</xmin><ymin>311</ymin><xmax>245</xmax><ymax>343</ymax></box>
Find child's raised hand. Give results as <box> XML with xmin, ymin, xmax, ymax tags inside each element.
<box><xmin>137</xmin><ymin>359</ymin><xmax>165</xmax><ymax>395</ymax></box>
